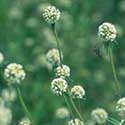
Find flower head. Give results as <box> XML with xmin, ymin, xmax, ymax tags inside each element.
<box><xmin>68</xmin><ymin>118</ymin><xmax>84</xmax><ymax>125</ymax></box>
<box><xmin>43</xmin><ymin>6</ymin><xmax>60</xmax><ymax>24</ymax></box>
<box><xmin>55</xmin><ymin>107</ymin><xmax>70</xmax><ymax>119</ymax></box>
<box><xmin>2</xmin><ymin>88</ymin><xmax>17</xmax><ymax>102</ymax></box>
<box><xmin>55</xmin><ymin>65</ymin><xmax>70</xmax><ymax>78</ymax></box>
<box><xmin>71</xmin><ymin>85</ymin><xmax>85</xmax><ymax>99</ymax></box>
<box><xmin>98</xmin><ymin>22</ymin><xmax>117</xmax><ymax>42</ymax></box>
<box><xmin>19</xmin><ymin>117</ymin><xmax>31</xmax><ymax>125</ymax></box>
<box><xmin>51</xmin><ymin>78</ymin><xmax>68</xmax><ymax>96</ymax></box>
<box><xmin>91</xmin><ymin>108</ymin><xmax>108</xmax><ymax>124</ymax></box>
<box><xmin>116</xmin><ymin>97</ymin><xmax>125</xmax><ymax>117</ymax></box>
<box><xmin>46</xmin><ymin>48</ymin><xmax>62</xmax><ymax>66</ymax></box>
<box><xmin>4</xmin><ymin>63</ymin><xmax>26</xmax><ymax>84</ymax></box>
<box><xmin>0</xmin><ymin>105</ymin><xmax>12</xmax><ymax>125</ymax></box>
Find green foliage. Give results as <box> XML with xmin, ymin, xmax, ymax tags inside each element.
<box><xmin>0</xmin><ymin>0</ymin><xmax>125</xmax><ymax>124</ymax></box>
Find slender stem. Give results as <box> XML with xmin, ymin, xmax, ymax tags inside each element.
<box><xmin>109</xmin><ymin>47</ymin><xmax>121</xmax><ymax>97</ymax></box>
<box><xmin>70</xmin><ymin>97</ymin><xmax>83</xmax><ymax>121</ymax></box>
<box><xmin>51</xmin><ymin>24</ymin><xmax>63</xmax><ymax>67</ymax></box>
<box><xmin>77</xmin><ymin>99</ymin><xmax>81</xmax><ymax>115</ymax></box>
<box><xmin>51</xmin><ymin>24</ymin><xmax>83</xmax><ymax>121</ymax></box>
<box><xmin>108</xmin><ymin>119</ymin><xmax>120</xmax><ymax>125</ymax></box>
<box><xmin>63</xmin><ymin>94</ymin><xmax>74</xmax><ymax>118</ymax></box>
<box><xmin>16</xmin><ymin>86</ymin><xmax>34</xmax><ymax>125</ymax></box>
<box><xmin>109</xmin><ymin>117</ymin><xmax>120</xmax><ymax>124</ymax></box>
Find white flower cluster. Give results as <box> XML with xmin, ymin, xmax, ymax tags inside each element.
<box><xmin>116</xmin><ymin>97</ymin><xmax>125</xmax><ymax>117</ymax></box>
<box><xmin>55</xmin><ymin>107</ymin><xmax>70</xmax><ymax>119</ymax></box>
<box><xmin>43</xmin><ymin>6</ymin><xmax>60</xmax><ymax>24</ymax></box>
<box><xmin>46</xmin><ymin>48</ymin><xmax>62</xmax><ymax>66</ymax></box>
<box><xmin>4</xmin><ymin>63</ymin><xmax>26</xmax><ymax>84</ymax></box>
<box><xmin>71</xmin><ymin>85</ymin><xmax>85</xmax><ymax>99</ymax></box>
<box><xmin>56</xmin><ymin>64</ymin><xmax>70</xmax><ymax>78</ymax></box>
<box><xmin>98</xmin><ymin>22</ymin><xmax>117</xmax><ymax>42</ymax></box>
<box><xmin>2</xmin><ymin>88</ymin><xmax>17</xmax><ymax>102</ymax></box>
<box><xmin>68</xmin><ymin>118</ymin><xmax>84</xmax><ymax>125</ymax></box>
<box><xmin>51</xmin><ymin>78</ymin><xmax>68</xmax><ymax>96</ymax></box>
<box><xmin>91</xmin><ymin>108</ymin><xmax>108</xmax><ymax>124</ymax></box>
<box><xmin>19</xmin><ymin>117</ymin><xmax>31</xmax><ymax>125</ymax></box>
<box><xmin>0</xmin><ymin>104</ymin><xmax>12</xmax><ymax>125</ymax></box>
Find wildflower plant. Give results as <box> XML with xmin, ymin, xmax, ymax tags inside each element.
<box><xmin>43</xmin><ymin>5</ymin><xmax>85</xmax><ymax>124</ymax></box>
<box><xmin>43</xmin><ymin>4</ymin><xmax>125</xmax><ymax>125</ymax></box>
<box><xmin>0</xmin><ymin>2</ymin><xmax>124</xmax><ymax>125</ymax></box>
<box><xmin>91</xmin><ymin>108</ymin><xmax>108</xmax><ymax>124</ymax></box>
<box><xmin>3</xmin><ymin>63</ymin><xmax>34</xmax><ymax>125</ymax></box>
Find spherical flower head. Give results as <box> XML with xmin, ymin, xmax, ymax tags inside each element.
<box><xmin>4</xmin><ymin>63</ymin><xmax>26</xmax><ymax>84</ymax></box>
<box><xmin>19</xmin><ymin>117</ymin><xmax>31</xmax><ymax>125</ymax></box>
<box><xmin>71</xmin><ymin>85</ymin><xmax>85</xmax><ymax>99</ymax></box>
<box><xmin>91</xmin><ymin>108</ymin><xmax>108</xmax><ymax>124</ymax></box>
<box><xmin>0</xmin><ymin>105</ymin><xmax>12</xmax><ymax>125</ymax></box>
<box><xmin>55</xmin><ymin>65</ymin><xmax>70</xmax><ymax>78</ymax></box>
<box><xmin>43</xmin><ymin>6</ymin><xmax>60</xmax><ymax>24</ymax></box>
<box><xmin>2</xmin><ymin>88</ymin><xmax>17</xmax><ymax>102</ymax></box>
<box><xmin>68</xmin><ymin>118</ymin><xmax>84</xmax><ymax>125</ymax></box>
<box><xmin>51</xmin><ymin>78</ymin><xmax>68</xmax><ymax>96</ymax></box>
<box><xmin>46</xmin><ymin>48</ymin><xmax>62</xmax><ymax>66</ymax></box>
<box><xmin>116</xmin><ymin>97</ymin><xmax>125</xmax><ymax>117</ymax></box>
<box><xmin>98</xmin><ymin>22</ymin><xmax>117</xmax><ymax>42</ymax></box>
<box><xmin>55</xmin><ymin>107</ymin><xmax>70</xmax><ymax>119</ymax></box>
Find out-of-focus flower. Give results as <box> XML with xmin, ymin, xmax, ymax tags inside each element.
<box><xmin>0</xmin><ymin>52</ymin><xmax>4</xmax><ymax>64</ymax></box>
<box><xmin>0</xmin><ymin>105</ymin><xmax>12</xmax><ymax>125</ymax></box>
<box><xmin>24</xmin><ymin>38</ymin><xmax>35</xmax><ymax>47</ymax></box>
<box><xmin>4</xmin><ymin>63</ymin><xmax>26</xmax><ymax>84</ymax></box>
<box><xmin>42</xmin><ymin>27</ymin><xmax>56</xmax><ymax>46</ymax></box>
<box><xmin>91</xmin><ymin>108</ymin><xmax>108</xmax><ymax>124</ymax></box>
<box><xmin>55</xmin><ymin>107</ymin><xmax>70</xmax><ymax>119</ymax></box>
<box><xmin>36</xmin><ymin>54</ymin><xmax>53</xmax><ymax>71</ymax></box>
<box><xmin>98</xmin><ymin>22</ymin><xmax>117</xmax><ymax>42</ymax></box>
<box><xmin>25</xmin><ymin>17</ymin><xmax>39</xmax><ymax>28</ymax></box>
<box><xmin>19</xmin><ymin>117</ymin><xmax>31</xmax><ymax>125</ymax></box>
<box><xmin>43</xmin><ymin>6</ymin><xmax>60</xmax><ymax>24</ymax></box>
<box><xmin>2</xmin><ymin>88</ymin><xmax>16</xmax><ymax>102</ymax></box>
<box><xmin>119</xmin><ymin>0</ymin><xmax>125</xmax><ymax>12</ymax></box>
<box><xmin>55</xmin><ymin>65</ymin><xmax>70</xmax><ymax>78</ymax></box>
<box><xmin>57</xmin><ymin>0</ymin><xmax>72</xmax><ymax>8</ymax></box>
<box><xmin>71</xmin><ymin>85</ymin><xmax>85</xmax><ymax>99</ymax></box>
<box><xmin>0</xmin><ymin>98</ymin><xmax>5</xmax><ymax>106</ymax></box>
<box><xmin>116</xmin><ymin>97</ymin><xmax>125</xmax><ymax>117</ymax></box>
<box><xmin>59</xmin><ymin>12</ymin><xmax>73</xmax><ymax>31</ymax></box>
<box><xmin>68</xmin><ymin>118</ymin><xmax>84</xmax><ymax>125</ymax></box>
<box><xmin>51</xmin><ymin>78</ymin><xmax>68</xmax><ymax>96</ymax></box>
<box><xmin>9</xmin><ymin>7</ymin><xmax>23</xmax><ymax>20</ymax></box>
<box><xmin>46</xmin><ymin>48</ymin><xmax>62</xmax><ymax>66</ymax></box>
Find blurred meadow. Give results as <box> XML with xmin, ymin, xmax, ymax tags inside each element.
<box><xmin>0</xmin><ymin>0</ymin><xmax>125</xmax><ymax>125</ymax></box>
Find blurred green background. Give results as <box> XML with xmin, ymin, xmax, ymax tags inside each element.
<box><xmin>0</xmin><ymin>0</ymin><xmax>125</xmax><ymax>124</ymax></box>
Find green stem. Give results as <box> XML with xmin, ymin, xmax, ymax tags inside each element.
<box><xmin>63</xmin><ymin>94</ymin><xmax>74</xmax><ymax>118</ymax></box>
<box><xmin>109</xmin><ymin>47</ymin><xmax>121</xmax><ymax>97</ymax></box>
<box><xmin>16</xmin><ymin>86</ymin><xmax>34</xmax><ymax>125</ymax></box>
<box><xmin>109</xmin><ymin>117</ymin><xmax>120</xmax><ymax>124</ymax></box>
<box><xmin>70</xmin><ymin>97</ymin><xmax>83</xmax><ymax>121</ymax></box>
<box><xmin>52</xmin><ymin>24</ymin><xmax>63</xmax><ymax>67</ymax></box>
<box><xmin>108</xmin><ymin>119</ymin><xmax>120</xmax><ymax>125</ymax></box>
